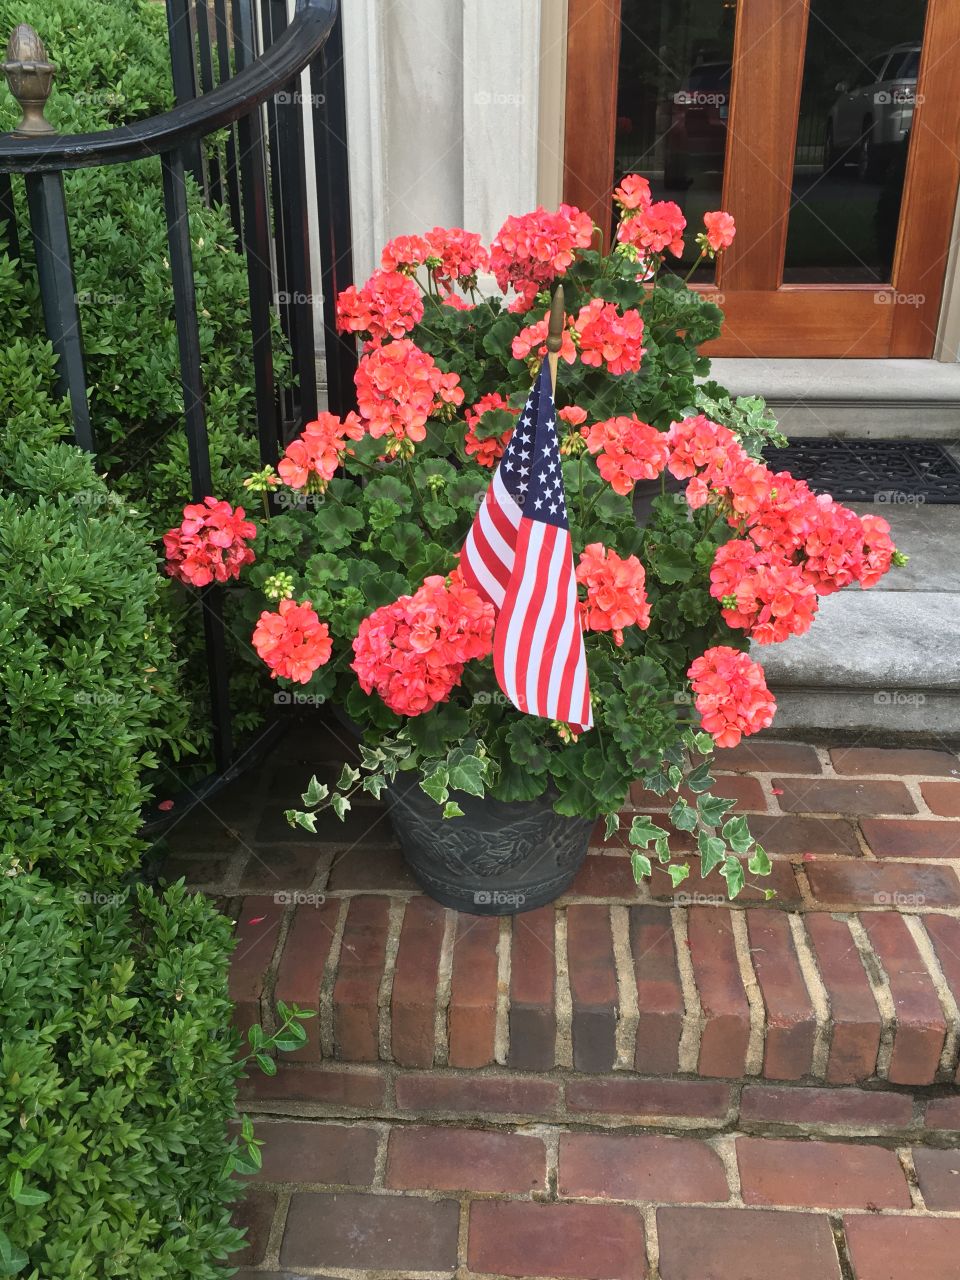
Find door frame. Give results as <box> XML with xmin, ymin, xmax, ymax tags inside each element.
<box><xmin>563</xmin><ymin>0</ymin><xmax>960</xmax><ymax>357</ymax></box>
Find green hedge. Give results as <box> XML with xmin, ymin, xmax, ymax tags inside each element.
<box><xmin>0</xmin><ymin>427</ymin><xmax>192</xmax><ymax>882</ymax></box>
<box><xmin>0</xmin><ymin>875</ymin><xmax>245</xmax><ymax>1278</ymax></box>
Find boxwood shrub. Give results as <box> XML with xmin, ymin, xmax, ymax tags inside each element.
<box><xmin>0</xmin><ymin>426</ymin><xmax>192</xmax><ymax>882</ymax></box>
<box><xmin>0</xmin><ymin>875</ymin><xmax>246</xmax><ymax>1278</ymax></box>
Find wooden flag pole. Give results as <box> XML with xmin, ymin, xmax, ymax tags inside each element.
<box><xmin>546</xmin><ymin>282</ymin><xmax>565</xmax><ymax>390</ymax></box>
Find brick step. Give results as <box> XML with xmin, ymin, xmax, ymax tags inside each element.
<box><xmin>239</xmin><ymin>1060</ymin><xmax>960</xmax><ymax>1142</ymax></box>
<box><xmin>231</xmin><ymin>1113</ymin><xmax>960</xmax><ymax>1278</ymax></box>
<box><xmin>231</xmin><ymin>892</ymin><xmax>960</xmax><ymax>1087</ymax></box>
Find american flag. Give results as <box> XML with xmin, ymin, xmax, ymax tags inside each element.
<box><xmin>460</xmin><ymin>358</ymin><xmax>593</xmax><ymax>731</ymax></box>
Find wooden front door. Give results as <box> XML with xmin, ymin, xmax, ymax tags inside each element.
<box><xmin>564</xmin><ymin>0</ymin><xmax>960</xmax><ymax>357</ymax></box>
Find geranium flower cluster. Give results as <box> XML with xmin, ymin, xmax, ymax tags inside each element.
<box><xmin>336</xmin><ymin>268</ymin><xmax>424</xmax><ymax>343</ymax></box>
<box><xmin>252</xmin><ymin>598</ymin><xmax>333</xmax><ymax>684</ymax></box>
<box><xmin>574</xmin><ymin>298</ymin><xmax>646</xmax><ymax>375</ymax></box>
<box><xmin>352</xmin><ymin>573</ymin><xmax>495</xmax><ymax>716</ymax></box>
<box><xmin>576</xmin><ymin>543</ymin><xmax>651</xmax><ymax>645</ymax></box>
<box><xmin>584</xmin><ymin>415</ymin><xmax>671</xmax><ymax>495</ymax></box>
<box><xmin>687</xmin><ymin>646</ymin><xmax>777</xmax><ymax>749</ymax></box>
<box><xmin>380</xmin><ymin>227</ymin><xmax>489</xmax><ymax>291</ymax></box>
<box><xmin>489</xmin><ymin>204</ymin><xmax>594</xmax><ymax>311</ymax></box>
<box><xmin>664</xmin><ymin>415</ymin><xmax>900</xmax><ymax>642</ymax></box>
<box><xmin>512</xmin><ymin>313</ymin><xmax>577</xmax><ymax>365</ymax></box>
<box><xmin>613</xmin><ymin>173</ymin><xmax>736</xmax><ymax>265</ymax></box>
<box><xmin>163</xmin><ymin>497</ymin><xmax>256</xmax><ymax>587</ymax></box>
<box><xmin>278</xmin><ymin>411</ymin><xmax>364</xmax><ymax>491</ymax></box>
<box><xmin>355</xmin><ymin>338</ymin><xmax>464</xmax><ymax>446</ymax></box>
<box><xmin>464</xmin><ymin>392</ymin><xmax>516</xmax><ymax>467</ymax></box>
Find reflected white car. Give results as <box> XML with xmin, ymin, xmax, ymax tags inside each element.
<box><xmin>825</xmin><ymin>43</ymin><xmax>920</xmax><ymax>180</ymax></box>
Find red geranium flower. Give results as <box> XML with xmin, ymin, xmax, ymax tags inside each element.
<box><xmin>355</xmin><ymin>338</ymin><xmax>463</xmax><ymax>445</ymax></box>
<box><xmin>574</xmin><ymin>298</ymin><xmax>645</xmax><ymax>375</ymax></box>
<box><xmin>576</xmin><ymin>543</ymin><xmax>651</xmax><ymax>645</ymax></box>
<box><xmin>163</xmin><ymin>497</ymin><xmax>256</xmax><ymax>587</ymax></box>
<box><xmin>351</xmin><ymin>573</ymin><xmax>495</xmax><ymax>716</ymax></box>
<box><xmin>584</xmin><ymin>415</ymin><xmax>670</xmax><ymax>495</ymax></box>
<box><xmin>336</xmin><ymin>269</ymin><xmax>424</xmax><ymax>343</ymax></box>
<box><xmin>278</xmin><ymin>412</ymin><xmax>364</xmax><ymax>490</ymax></box>
<box><xmin>464</xmin><ymin>392</ymin><xmax>517</xmax><ymax>467</ymax></box>
<box><xmin>702</xmin><ymin>210</ymin><xmax>736</xmax><ymax>252</ymax></box>
<box><xmin>252</xmin><ymin>598</ymin><xmax>333</xmax><ymax>684</ymax></box>
<box><xmin>489</xmin><ymin>203</ymin><xmax>594</xmax><ymax>311</ymax></box>
<box><xmin>687</xmin><ymin>646</ymin><xmax>776</xmax><ymax>748</ymax></box>
<box><xmin>617</xmin><ymin>199</ymin><xmax>686</xmax><ymax>257</ymax></box>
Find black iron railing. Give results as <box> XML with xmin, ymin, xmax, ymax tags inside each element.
<box><xmin>0</xmin><ymin>0</ymin><xmax>357</xmax><ymax>776</ymax></box>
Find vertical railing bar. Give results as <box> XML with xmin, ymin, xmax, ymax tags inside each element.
<box><xmin>161</xmin><ymin>148</ymin><xmax>233</xmax><ymax>771</ymax></box>
<box><xmin>213</xmin><ymin>0</ymin><xmax>244</xmax><ymax>242</ymax></box>
<box><xmin>0</xmin><ymin>170</ymin><xmax>20</xmax><ymax>263</ymax></box>
<box><xmin>165</xmin><ymin>0</ymin><xmax>205</xmax><ymax>188</ymax></box>
<box><xmin>23</xmin><ymin>171</ymin><xmax>94</xmax><ymax>452</ymax></box>
<box><xmin>262</xmin><ymin>0</ymin><xmax>295</xmax><ymax>427</ymax></box>
<box><xmin>237</xmin><ymin>101</ymin><xmax>281</xmax><ymax>466</ymax></box>
<box><xmin>310</xmin><ymin>7</ymin><xmax>356</xmax><ymax>418</ymax></box>
<box><xmin>194</xmin><ymin>0</ymin><xmax>224</xmax><ymax>207</ymax></box>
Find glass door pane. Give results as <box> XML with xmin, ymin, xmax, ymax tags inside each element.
<box><xmin>615</xmin><ymin>0</ymin><xmax>737</xmax><ymax>279</ymax></box>
<box><xmin>783</xmin><ymin>0</ymin><xmax>928</xmax><ymax>283</ymax></box>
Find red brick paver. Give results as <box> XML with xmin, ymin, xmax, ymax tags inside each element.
<box><xmin>657</xmin><ymin>1206</ymin><xmax>841</xmax><ymax>1280</ymax></box>
<box><xmin>250</xmin><ymin>1120</ymin><xmax>377</xmax><ymax>1185</ymax></box>
<box><xmin>687</xmin><ymin>907</ymin><xmax>751</xmax><ymax>1078</ymax></box>
<box><xmin>843</xmin><ymin>1216</ymin><xmax>960</xmax><ymax>1280</ymax></box>
<box><xmin>281</xmin><ymin>1191</ymin><xmax>459</xmax><ymax>1271</ymax></box>
<box><xmin>390</xmin><ymin>895</ymin><xmax>445</xmax><ymax>1067</ymax></box>
<box><xmin>861</xmin><ymin>912</ymin><xmax>946</xmax><ymax>1084</ymax></box>
<box><xmin>631</xmin><ymin>905</ymin><xmax>684</xmax><ymax>1073</ymax></box>
<box><xmin>509</xmin><ymin>906</ymin><xmax>557</xmax><ymax>1070</ymax></box>
<box><xmin>566</xmin><ymin>904</ymin><xmax>619</xmax><ymax>1071</ymax></box>
<box><xmin>332</xmin><ymin>895</ymin><xmax>390</xmax><ymax>1061</ymax></box>
<box><xmin>921</xmin><ymin>780</ymin><xmax>960</xmax><ymax>817</ymax></box>
<box><xmin>468</xmin><ymin>1200</ymin><xmax>647</xmax><ymax>1279</ymax></box>
<box><xmin>831</xmin><ymin>747</ymin><xmax>959</xmax><ymax>777</ymax></box>
<box><xmin>804</xmin><ymin>913</ymin><xmax>882</xmax><ymax>1084</ymax></box>
<box><xmin>386</xmin><ymin>1126</ymin><xmax>545</xmax><ymax>1194</ymax></box>
<box><xmin>745</xmin><ymin>909</ymin><xmax>816</xmax><ymax>1079</ymax></box>
<box><xmin>861</xmin><ymin>818</ymin><xmax>960</xmax><ymax>859</ymax></box>
<box><xmin>273</xmin><ymin>898</ymin><xmax>340</xmax><ymax>1059</ymax></box>
<box><xmin>736</xmin><ymin>1135</ymin><xmax>911</xmax><ymax>1209</ymax></box>
<box><xmin>448</xmin><ymin>913</ymin><xmax>500</xmax><ymax>1067</ymax></box>
<box><xmin>558</xmin><ymin>1132</ymin><xmax>729</xmax><ymax>1203</ymax></box>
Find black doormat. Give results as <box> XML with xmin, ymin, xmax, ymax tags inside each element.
<box><xmin>762</xmin><ymin>439</ymin><xmax>960</xmax><ymax>504</ymax></box>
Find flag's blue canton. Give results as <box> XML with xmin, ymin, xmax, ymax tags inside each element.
<box><xmin>498</xmin><ymin>361</ymin><xmax>568</xmax><ymax>530</ymax></box>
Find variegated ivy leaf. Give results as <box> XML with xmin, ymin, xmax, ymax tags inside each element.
<box><xmin>331</xmin><ymin>794</ymin><xmax>350</xmax><ymax>821</ymax></box>
<box><xmin>748</xmin><ymin>844</ymin><xmax>772</xmax><ymax>876</ymax></box>
<box><xmin>669</xmin><ymin>799</ymin><xmax>698</xmax><ymax>832</ymax></box>
<box><xmin>697</xmin><ymin>793</ymin><xmax>734</xmax><ymax>827</ymax></box>
<box><xmin>722</xmin><ymin>815</ymin><xmax>754</xmax><ymax>855</ymax></box>
<box><xmin>667</xmin><ymin>862</ymin><xmax>691</xmax><ymax>888</ymax></box>
<box><xmin>301</xmin><ymin>775</ymin><xmax>328</xmax><ymax>807</ymax></box>
<box><xmin>287</xmin><ymin>809</ymin><xmax>317</xmax><ymax>834</ymax></box>
<box><xmin>721</xmin><ymin>855</ymin><xmax>745</xmax><ymax>900</ymax></box>
<box><xmin>698</xmin><ymin>831</ymin><xmax>726</xmax><ymax>878</ymax></box>
<box><xmin>362</xmin><ymin>774</ymin><xmax>386</xmax><ymax>799</ymax></box>
<box><xmin>443</xmin><ymin>801</ymin><xmax>466</xmax><ymax>819</ymax></box>
<box><xmin>631</xmin><ymin>851</ymin><xmax>652</xmax><ymax>882</ymax></box>
<box><xmin>420</xmin><ymin>767</ymin><xmax>450</xmax><ymax>804</ymax></box>
<box><xmin>604</xmin><ymin>811</ymin><xmax>620</xmax><ymax>840</ymax></box>
<box><xmin>337</xmin><ymin>764</ymin><xmax>361</xmax><ymax>790</ymax></box>
<box><xmin>628</xmin><ymin>815</ymin><xmax>668</xmax><ymax>847</ymax></box>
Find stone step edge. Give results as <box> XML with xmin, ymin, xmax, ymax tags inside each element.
<box><xmin>230</xmin><ymin>897</ymin><xmax>960</xmax><ymax>1089</ymax></box>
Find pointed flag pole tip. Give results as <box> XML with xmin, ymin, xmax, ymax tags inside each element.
<box><xmin>546</xmin><ymin>283</ymin><xmax>565</xmax><ymax>389</ymax></box>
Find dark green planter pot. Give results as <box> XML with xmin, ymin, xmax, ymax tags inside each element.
<box><xmin>385</xmin><ymin>770</ymin><xmax>594</xmax><ymax>916</ymax></box>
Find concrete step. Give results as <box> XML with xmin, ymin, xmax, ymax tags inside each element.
<box><xmin>708</xmin><ymin>358</ymin><xmax>960</xmax><ymax>438</ymax></box>
<box><xmin>754</xmin><ymin>502</ymin><xmax>960</xmax><ymax>742</ymax></box>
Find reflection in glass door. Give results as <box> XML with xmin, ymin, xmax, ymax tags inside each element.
<box><xmin>783</xmin><ymin>0</ymin><xmax>928</xmax><ymax>283</ymax></box>
<box><xmin>614</xmin><ymin>0</ymin><xmax>737</xmax><ymax>279</ymax></box>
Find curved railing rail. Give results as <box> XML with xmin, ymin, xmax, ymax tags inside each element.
<box><xmin>0</xmin><ymin>0</ymin><xmax>356</xmax><ymax>773</ymax></box>
<box><xmin>0</xmin><ymin>0</ymin><xmax>337</xmax><ymax>170</ymax></box>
